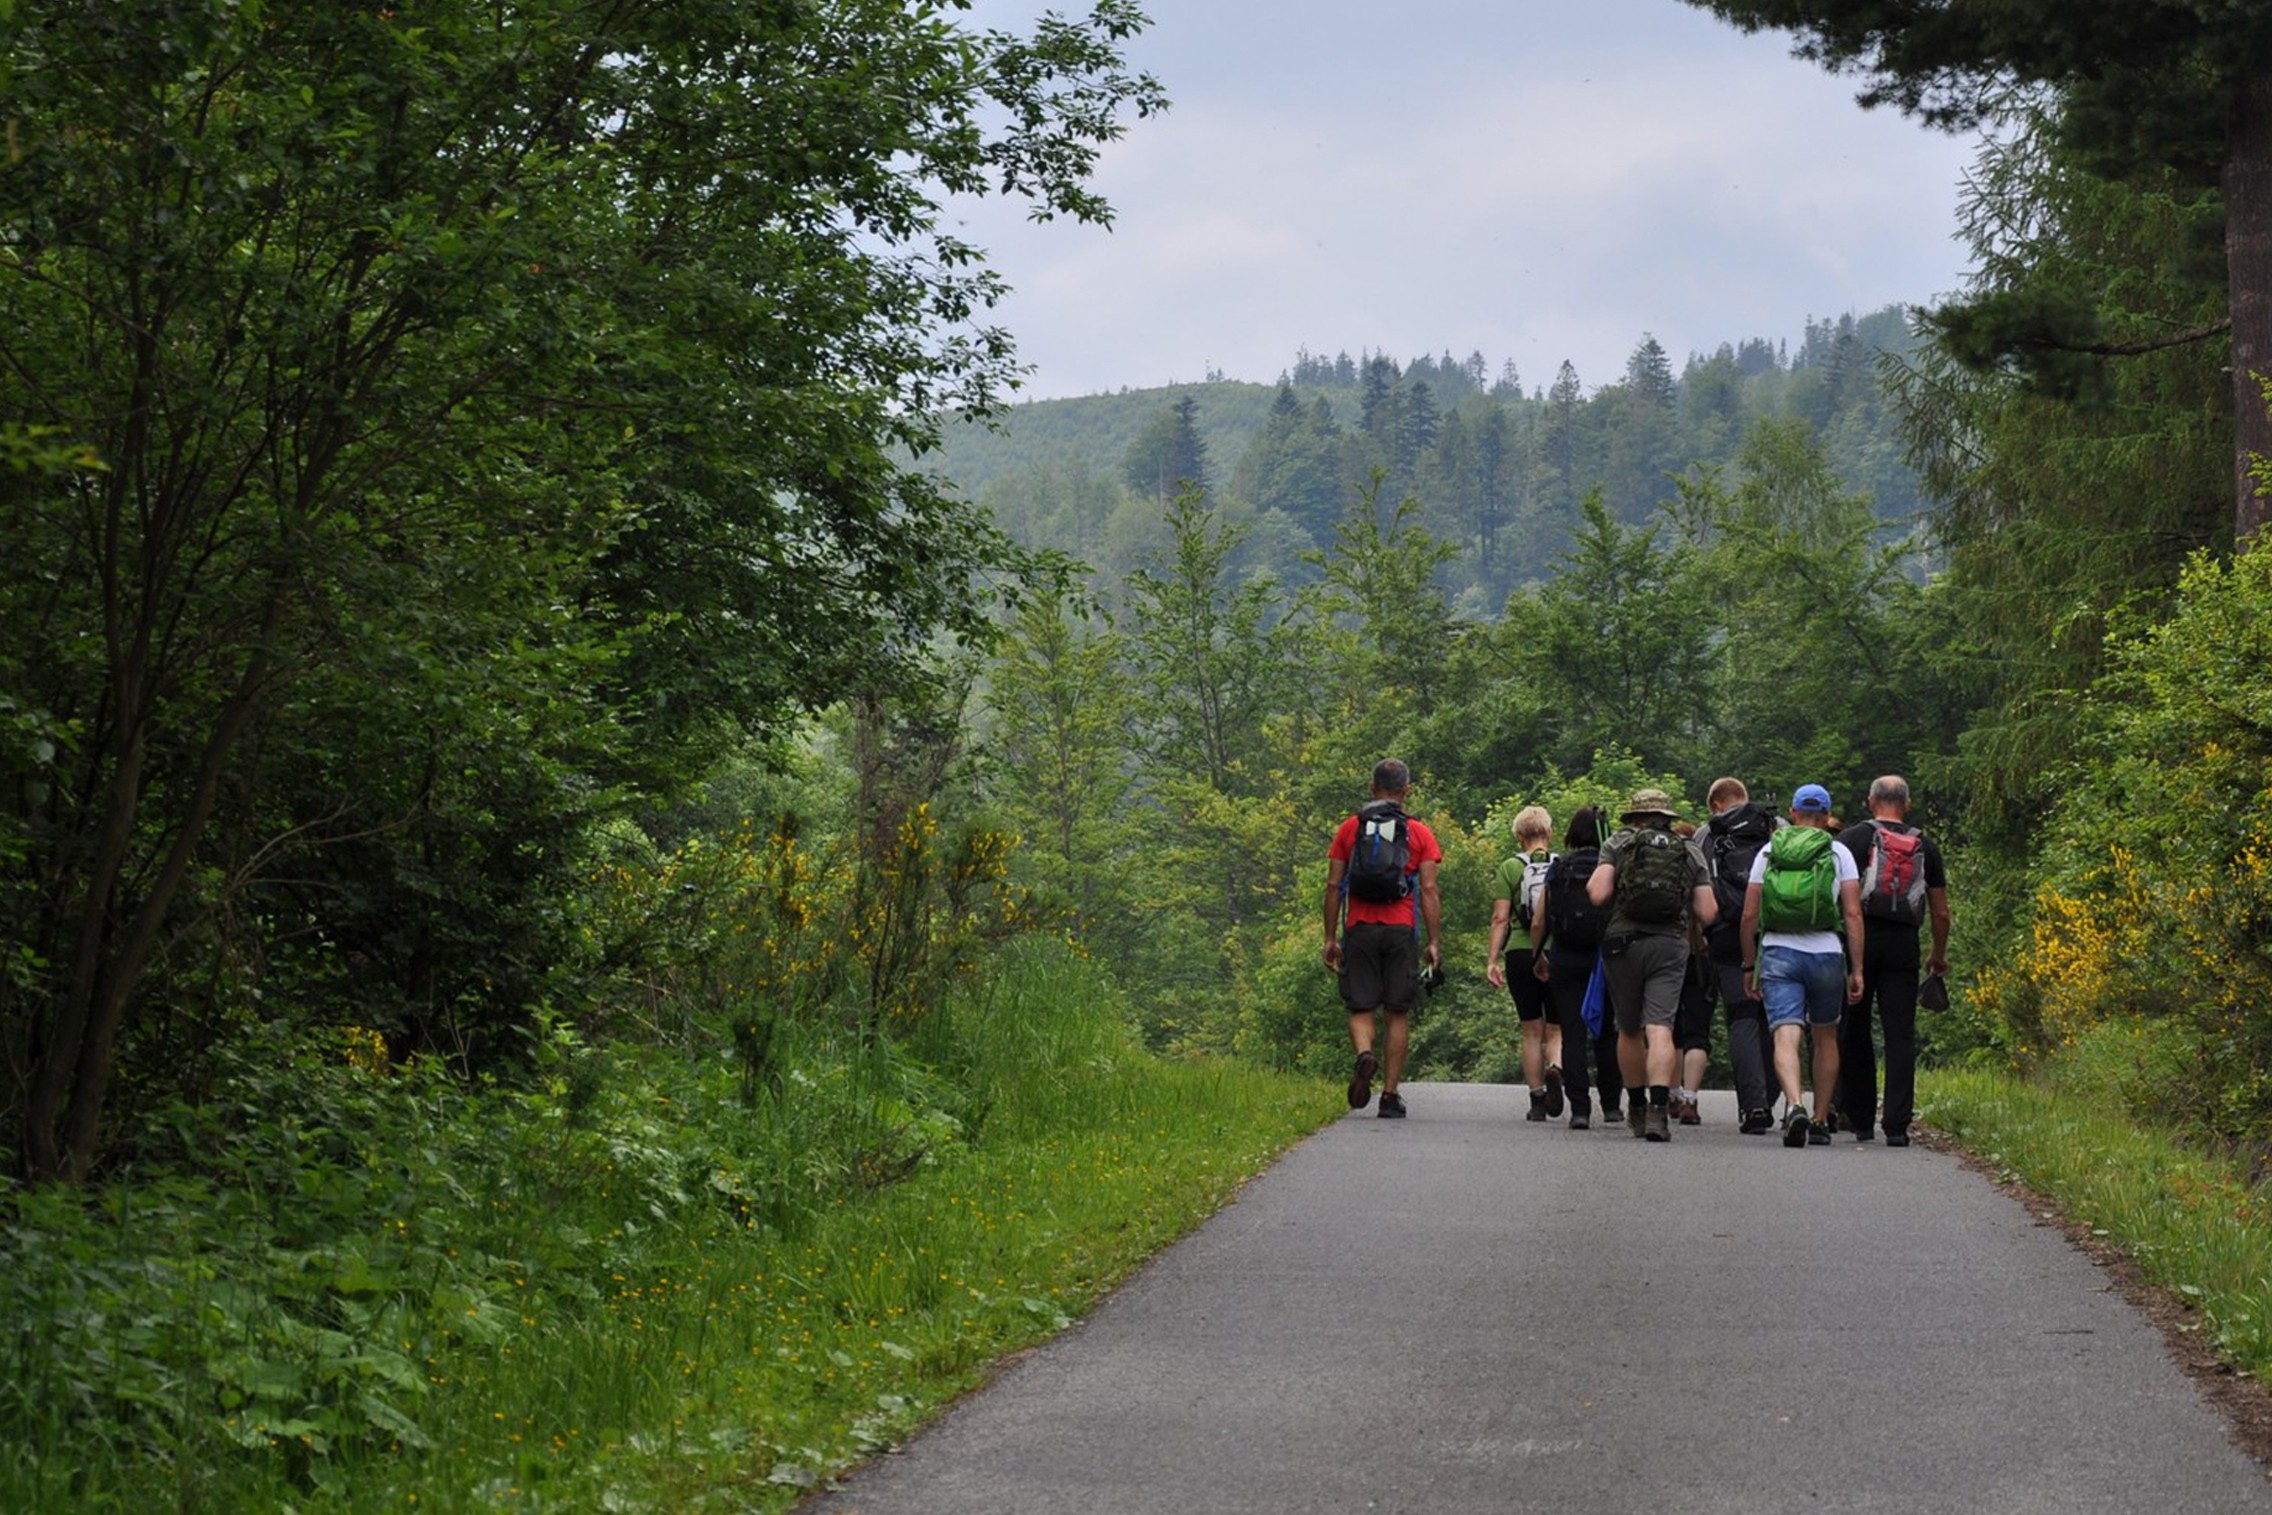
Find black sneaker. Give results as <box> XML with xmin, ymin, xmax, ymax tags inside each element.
<box><xmin>1526</xmin><ymin>1089</ymin><xmax>1548</xmax><ymax>1122</ymax></box>
<box><xmin>1569</xmin><ymin>1106</ymin><xmax>1591</xmax><ymax>1131</ymax></box>
<box><xmin>1853</xmin><ymin>1125</ymin><xmax>1877</xmax><ymax>1144</ymax></box>
<box><xmin>1378</xmin><ymin>1090</ymin><xmax>1407</xmax><ymax>1119</ymax></box>
<box><xmin>1885</xmin><ymin>1130</ymin><xmax>1911</xmax><ymax>1148</ymax></box>
<box><xmin>1600</xmin><ymin>1101</ymin><xmax>1622</xmax><ymax>1127</ymax></box>
<box><xmin>1782</xmin><ymin>1109</ymin><xmax>1809</xmax><ymax>1149</ymax></box>
<box><xmin>1348</xmin><ymin>1050</ymin><xmax>1377</xmax><ymax>1109</ymax></box>
<box><xmin>1807</xmin><ymin>1116</ymin><xmax>1832</xmax><ymax>1146</ymax></box>
<box><xmin>1643</xmin><ymin>1104</ymin><xmax>1671</xmax><ymax>1142</ymax></box>
<box><xmin>1740</xmin><ymin>1107</ymin><xmax>1774</xmax><ymax>1135</ymax></box>
<box><xmin>1543</xmin><ymin>1065</ymin><xmax>1565</xmax><ymax>1118</ymax></box>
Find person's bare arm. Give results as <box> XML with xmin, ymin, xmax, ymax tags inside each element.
<box><xmin>1419</xmin><ymin>857</ymin><xmax>1443</xmax><ymax>969</ymax></box>
<box><xmin>1841</xmin><ymin>876</ymin><xmax>1866</xmax><ymax>1003</ymax></box>
<box><xmin>1741</xmin><ymin>882</ymin><xmax>1763</xmax><ymax>972</ymax></box>
<box><xmin>1586</xmin><ymin>857</ymin><xmax>1615</xmax><ymax>908</ymax></box>
<box><xmin>1322</xmin><ymin>857</ymin><xmax>1347</xmax><ymax>971</ymax></box>
<box><xmin>1486</xmin><ymin>897</ymin><xmax>1512</xmax><ymax>987</ymax></box>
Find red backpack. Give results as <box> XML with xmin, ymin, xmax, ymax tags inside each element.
<box><xmin>1857</xmin><ymin>824</ymin><xmax>1928</xmax><ymax>925</ymax></box>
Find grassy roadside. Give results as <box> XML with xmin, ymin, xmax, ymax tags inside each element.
<box><xmin>0</xmin><ymin>942</ymin><xmax>1344</xmax><ymax>1513</ymax></box>
<box><xmin>1920</xmin><ymin>1062</ymin><xmax>2272</xmax><ymax>1384</ymax></box>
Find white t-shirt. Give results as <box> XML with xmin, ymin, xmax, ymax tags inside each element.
<box><xmin>1748</xmin><ymin>835</ymin><xmax>1858</xmax><ymax>956</ymax></box>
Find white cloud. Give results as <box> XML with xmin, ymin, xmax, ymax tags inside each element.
<box><xmin>949</xmin><ymin>0</ymin><xmax>1981</xmax><ymax>397</ymax></box>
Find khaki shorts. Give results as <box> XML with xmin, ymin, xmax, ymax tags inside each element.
<box><xmin>1601</xmin><ymin>932</ymin><xmax>1688</xmax><ymax>1037</ymax></box>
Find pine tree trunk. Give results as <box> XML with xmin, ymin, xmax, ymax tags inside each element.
<box><xmin>2226</xmin><ymin>68</ymin><xmax>2272</xmax><ymax>543</ymax></box>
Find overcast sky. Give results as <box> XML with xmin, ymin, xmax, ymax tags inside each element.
<box><xmin>948</xmin><ymin>0</ymin><xmax>1984</xmax><ymax>400</ymax></box>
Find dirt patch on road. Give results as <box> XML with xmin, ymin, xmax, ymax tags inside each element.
<box><xmin>1923</xmin><ymin>1125</ymin><xmax>2272</xmax><ymax>1469</ymax></box>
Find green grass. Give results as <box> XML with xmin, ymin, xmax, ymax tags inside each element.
<box><xmin>0</xmin><ymin>940</ymin><xmax>1343</xmax><ymax>1512</ymax></box>
<box><xmin>1921</xmin><ymin>1054</ymin><xmax>2272</xmax><ymax>1383</ymax></box>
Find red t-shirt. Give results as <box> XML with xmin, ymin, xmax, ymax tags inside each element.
<box><xmin>1330</xmin><ymin>811</ymin><xmax>1441</xmax><ymax>929</ymax></box>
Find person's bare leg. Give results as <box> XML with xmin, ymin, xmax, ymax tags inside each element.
<box><xmin>1773</xmin><ymin>1024</ymin><xmax>1807</xmax><ymax>1110</ymax></box>
<box><xmin>1521</xmin><ymin>1019</ymin><xmax>1545</xmax><ymax>1090</ymax></box>
<box><xmin>1645</xmin><ymin>1025</ymin><xmax>1677</xmax><ymax>1086</ymax></box>
<box><xmin>1348</xmin><ymin>1010</ymin><xmax>1375</xmax><ymax>1058</ymax></box>
<box><xmin>1618</xmin><ymin>1030</ymin><xmax>1647</xmax><ymax>1089</ymax></box>
<box><xmin>1382</xmin><ymin>1010</ymin><xmax>1411</xmax><ymax>1092</ymax></box>
<box><xmin>1681</xmin><ymin>1047</ymin><xmax>1707</xmax><ymax>1093</ymax></box>
<box><xmin>1544</xmin><ymin>1023</ymin><xmax>1564</xmax><ymax>1074</ymax></box>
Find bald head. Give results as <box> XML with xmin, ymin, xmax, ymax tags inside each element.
<box><xmin>1868</xmin><ymin>775</ymin><xmax>1910</xmax><ymax>818</ymax></box>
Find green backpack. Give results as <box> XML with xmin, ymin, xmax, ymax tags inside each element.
<box><xmin>1758</xmin><ymin>825</ymin><xmax>1841</xmax><ymax>933</ymax></box>
<box><xmin>1616</xmin><ymin>827</ymin><xmax>1692</xmax><ymax>925</ymax></box>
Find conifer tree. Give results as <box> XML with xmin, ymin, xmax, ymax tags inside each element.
<box><xmin>1682</xmin><ymin>0</ymin><xmax>2272</xmax><ymax>538</ymax></box>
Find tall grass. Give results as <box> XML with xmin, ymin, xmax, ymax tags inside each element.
<box><xmin>1923</xmin><ymin>1043</ymin><xmax>2272</xmax><ymax>1382</ymax></box>
<box><xmin>0</xmin><ymin>938</ymin><xmax>1340</xmax><ymax>1512</ymax></box>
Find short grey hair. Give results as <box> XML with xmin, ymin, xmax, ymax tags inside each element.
<box><xmin>1372</xmin><ymin>758</ymin><xmax>1412</xmax><ymax>796</ymax></box>
<box><xmin>1869</xmin><ymin>775</ymin><xmax>1911</xmax><ymax>807</ymax></box>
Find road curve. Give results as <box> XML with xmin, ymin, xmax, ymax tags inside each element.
<box><xmin>806</xmin><ymin>1082</ymin><xmax>2271</xmax><ymax>1514</ymax></box>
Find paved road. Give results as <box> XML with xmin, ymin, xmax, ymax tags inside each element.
<box><xmin>807</xmin><ymin>1083</ymin><xmax>2271</xmax><ymax>1514</ymax></box>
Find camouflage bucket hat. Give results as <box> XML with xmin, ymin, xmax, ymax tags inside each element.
<box><xmin>1621</xmin><ymin>787</ymin><xmax>1681</xmax><ymax>824</ymax></box>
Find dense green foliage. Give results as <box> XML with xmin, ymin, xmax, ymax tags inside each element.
<box><xmin>0</xmin><ymin>936</ymin><xmax>1334</xmax><ymax>1509</ymax></box>
<box><xmin>0</xmin><ymin>0</ymin><xmax>1160</xmax><ymax>1180</ymax></box>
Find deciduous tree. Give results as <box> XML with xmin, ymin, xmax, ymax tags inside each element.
<box><xmin>0</xmin><ymin>0</ymin><xmax>1163</xmax><ymax>1180</ymax></box>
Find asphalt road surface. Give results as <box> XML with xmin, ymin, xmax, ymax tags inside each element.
<box><xmin>806</xmin><ymin>1083</ymin><xmax>2272</xmax><ymax>1514</ymax></box>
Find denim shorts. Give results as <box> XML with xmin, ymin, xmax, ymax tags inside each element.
<box><xmin>1760</xmin><ymin>945</ymin><xmax>1845</xmax><ymax>1029</ymax></box>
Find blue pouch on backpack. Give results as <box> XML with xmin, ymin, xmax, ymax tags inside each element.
<box><xmin>1580</xmin><ymin>955</ymin><xmax>1607</xmax><ymax>1038</ymax></box>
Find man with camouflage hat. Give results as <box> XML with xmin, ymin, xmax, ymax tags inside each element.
<box><xmin>1585</xmin><ymin>788</ymin><xmax>1719</xmax><ymax>1142</ymax></box>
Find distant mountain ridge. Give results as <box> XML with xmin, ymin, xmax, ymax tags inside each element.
<box><xmin>925</xmin><ymin>306</ymin><xmax>1926</xmax><ymax>613</ymax></box>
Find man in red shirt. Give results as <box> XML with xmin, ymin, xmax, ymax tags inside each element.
<box><xmin>1323</xmin><ymin>759</ymin><xmax>1443</xmax><ymax>1118</ymax></box>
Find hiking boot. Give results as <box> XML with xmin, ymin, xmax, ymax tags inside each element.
<box><xmin>1740</xmin><ymin>1106</ymin><xmax>1774</xmax><ymax>1135</ymax></box>
<box><xmin>1672</xmin><ymin>1091</ymin><xmax>1701</xmax><ymax>1125</ymax></box>
<box><xmin>1885</xmin><ymin>1130</ymin><xmax>1911</xmax><ymax>1148</ymax></box>
<box><xmin>1628</xmin><ymin>1103</ymin><xmax>1647</xmax><ymax>1139</ymax></box>
<box><xmin>1807</xmin><ymin>1115</ymin><xmax>1832</xmax><ymax>1146</ymax></box>
<box><xmin>1378</xmin><ymin>1090</ymin><xmax>1407</xmax><ymax>1119</ymax></box>
<box><xmin>1643</xmin><ymin>1104</ymin><xmax>1671</xmax><ymax>1142</ymax></box>
<box><xmin>1348</xmin><ymin>1050</ymin><xmax>1377</xmax><ymax>1110</ymax></box>
<box><xmin>1600</xmin><ymin>1099</ymin><xmax>1622</xmax><ymax>1126</ymax></box>
<box><xmin>1526</xmin><ymin>1089</ymin><xmax>1549</xmax><ymax>1122</ymax></box>
<box><xmin>1569</xmin><ymin>1106</ymin><xmax>1591</xmax><ymax>1131</ymax></box>
<box><xmin>1543</xmin><ymin>1065</ymin><xmax>1565</xmax><ymax>1118</ymax></box>
<box><xmin>1782</xmin><ymin>1109</ymin><xmax>1809</xmax><ymax>1149</ymax></box>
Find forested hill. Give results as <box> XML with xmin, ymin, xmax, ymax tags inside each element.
<box><xmin>927</xmin><ymin>305</ymin><xmax>1924</xmax><ymax>613</ymax></box>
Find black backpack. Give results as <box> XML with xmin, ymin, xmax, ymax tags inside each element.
<box><xmin>1344</xmin><ymin>801</ymin><xmax>1413</xmax><ymax>904</ymax></box>
<box><xmin>1704</xmin><ymin>802</ymin><xmax>1775</xmax><ymax>962</ymax></box>
<box><xmin>1543</xmin><ymin>847</ymin><xmax>1606</xmax><ymax>950</ymax></box>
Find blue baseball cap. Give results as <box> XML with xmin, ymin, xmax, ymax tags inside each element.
<box><xmin>1792</xmin><ymin>783</ymin><xmax>1833</xmax><ymax>813</ymax></box>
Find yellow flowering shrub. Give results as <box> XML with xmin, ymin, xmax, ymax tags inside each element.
<box><xmin>1990</xmin><ymin>538</ymin><xmax>2272</xmax><ymax>1137</ymax></box>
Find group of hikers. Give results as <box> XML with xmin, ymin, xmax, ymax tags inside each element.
<box><xmin>1322</xmin><ymin>758</ymin><xmax>1951</xmax><ymax>1146</ymax></box>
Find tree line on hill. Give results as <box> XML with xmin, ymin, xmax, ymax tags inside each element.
<box><xmin>954</xmin><ymin>307</ymin><xmax>1922</xmax><ymax>617</ymax></box>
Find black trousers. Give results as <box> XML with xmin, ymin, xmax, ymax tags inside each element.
<box><xmin>1706</xmin><ymin>957</ymin><xmax>1774</xmax><ymax>1114</ymax></box>
<box><xmin>1838</xmin><ymin>928</ymin><xmax>1921</xmax><ymax>1136</ymax></box>
<box><xmin>1544</xmin><ymin>950</ymin><xmax>1622</xmax><ymax>1113</ymax></box>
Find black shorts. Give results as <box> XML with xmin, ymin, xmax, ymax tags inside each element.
<box><xmin>1341</xmin><ymin>921</ymin><xmax>1420</xmax><ymax>1013</ymax></box>
<box><xmin>1503</xmin><ymin>947</ymin><xmax>1550</xmax><ymax>1022</ymax></box>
